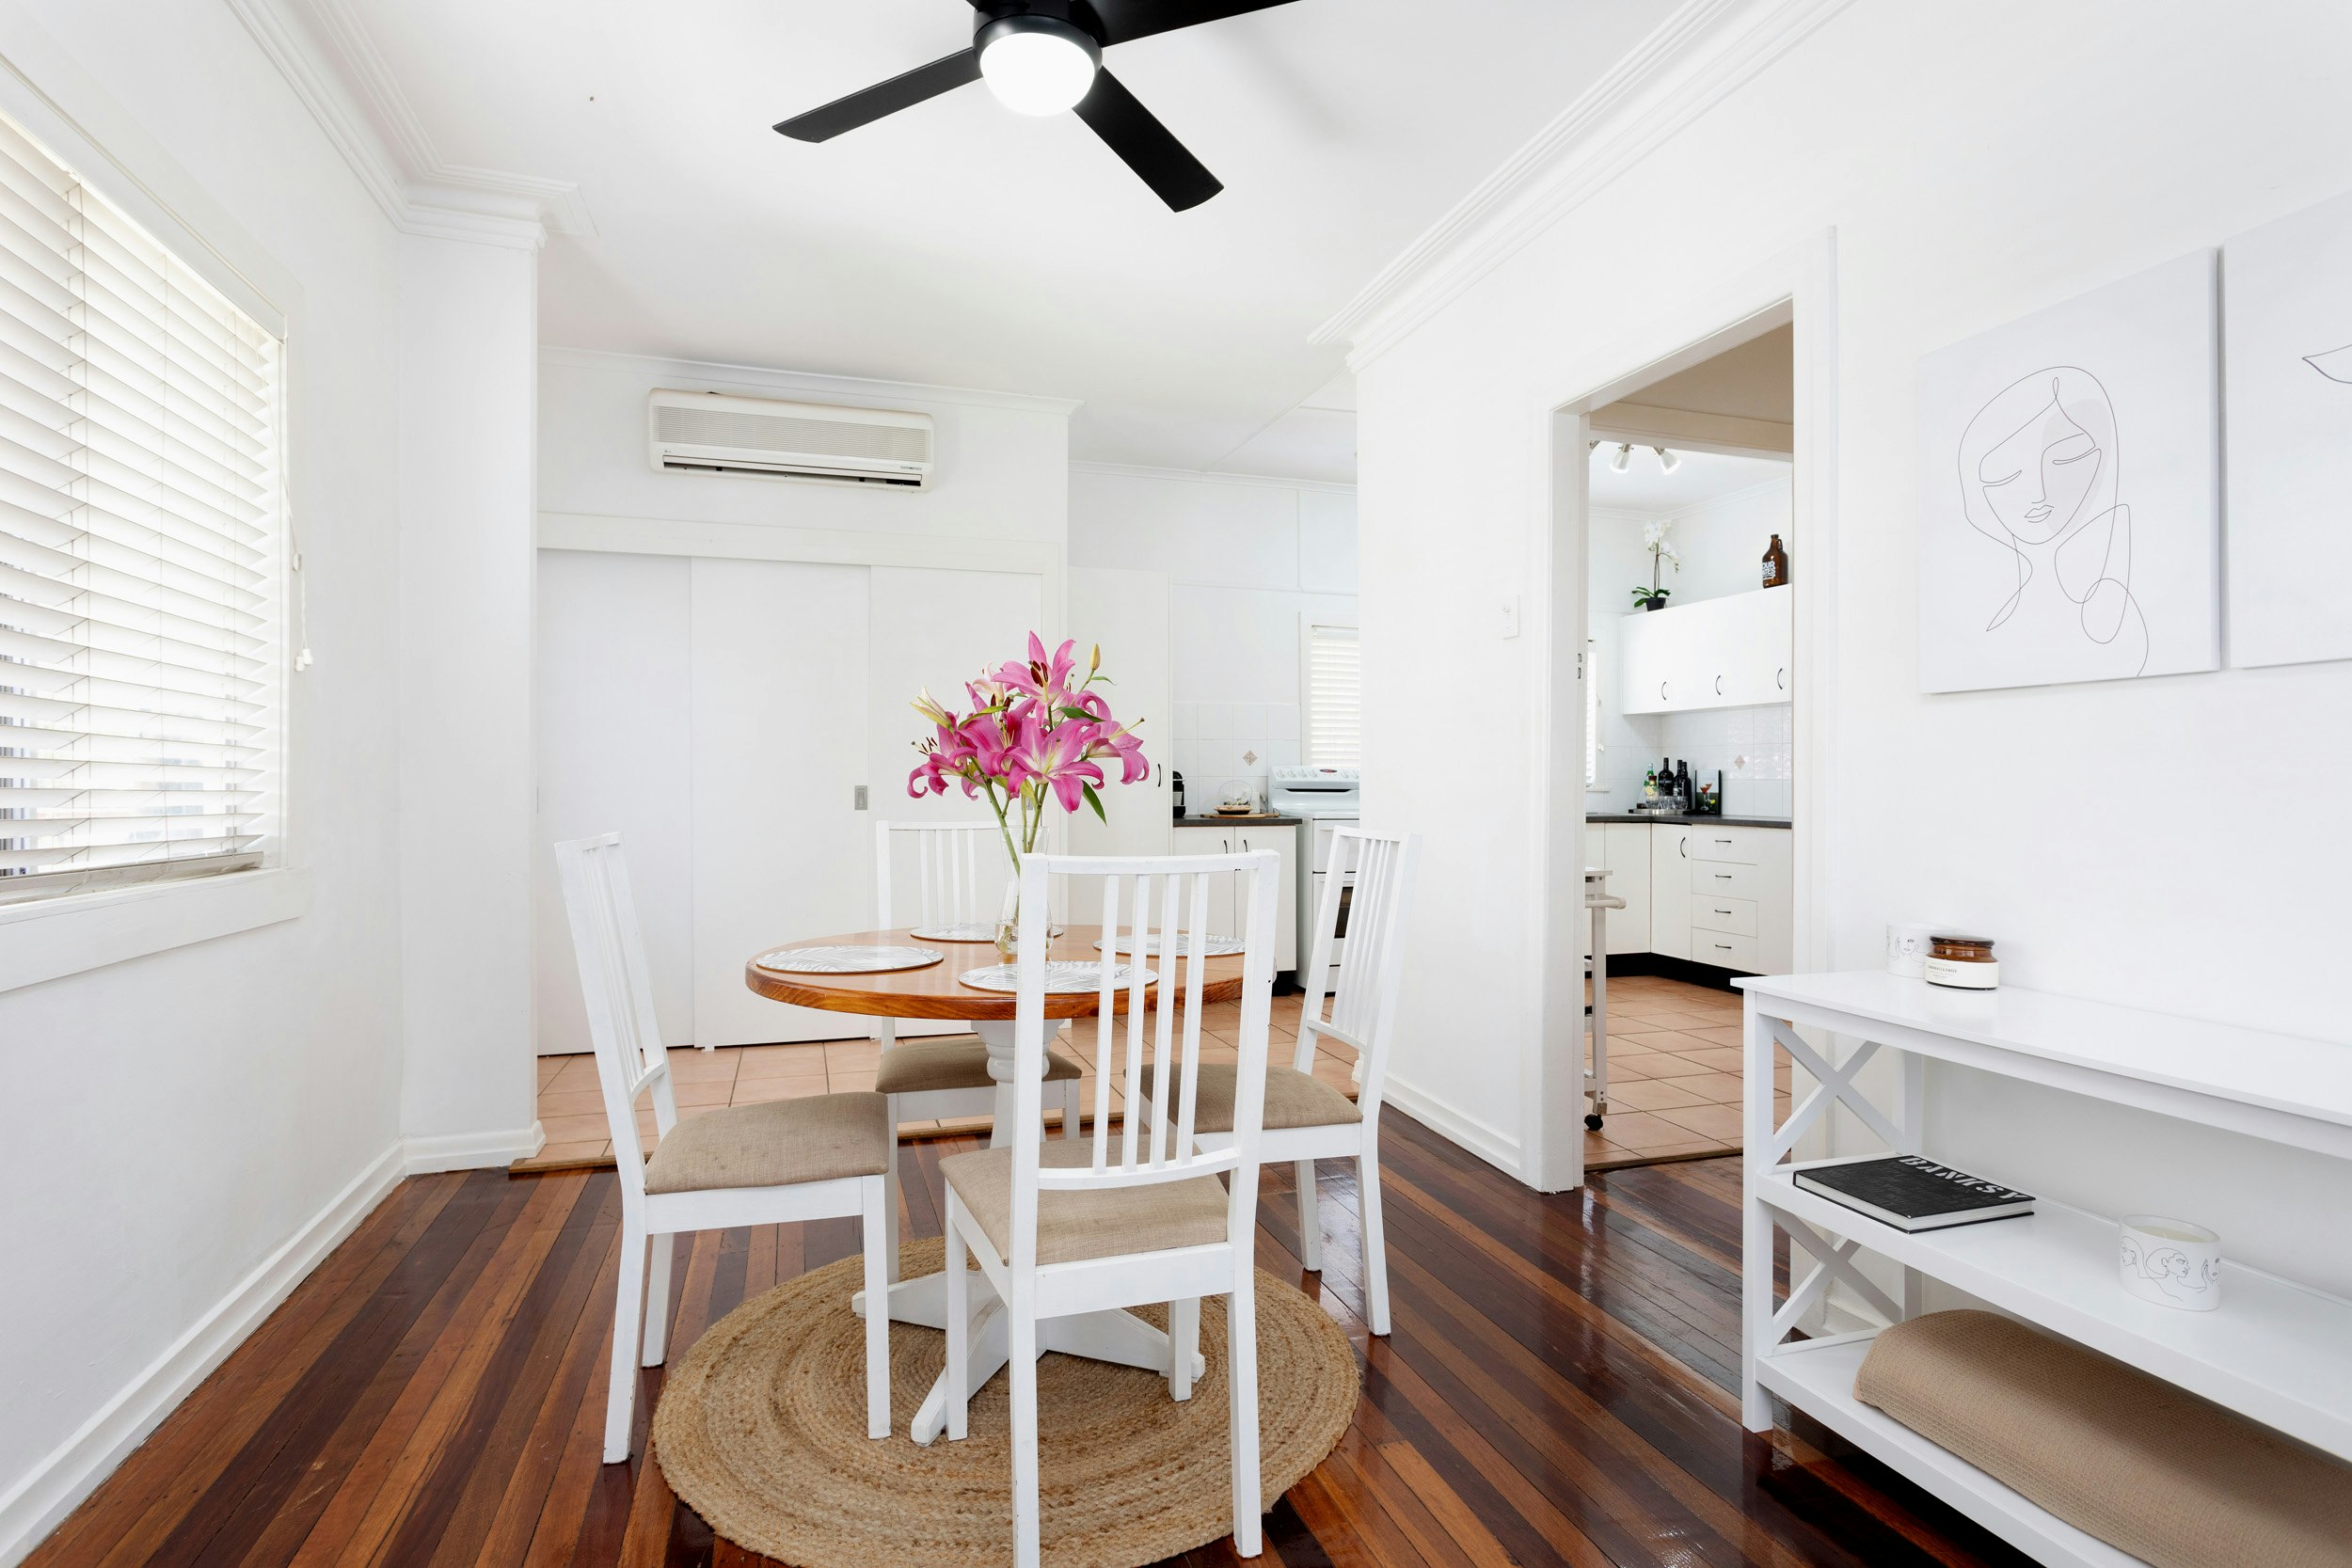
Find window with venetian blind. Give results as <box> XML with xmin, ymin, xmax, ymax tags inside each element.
<box><xmin>1302</xmin><ymin>621</ymin><xmax>1359</xmax><ymax>768</ymax></box>
<box><xmin>0</xmin><ymin>109</ymin><xmax>284</xmax><ymax>903</ymax></box>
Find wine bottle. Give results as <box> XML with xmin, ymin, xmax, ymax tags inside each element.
<box><xmin>1762</xmin><ymin>533</ymin><xmax>1790</xmax><ymax>589</ymax></box>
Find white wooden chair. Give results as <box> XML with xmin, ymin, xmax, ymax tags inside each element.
<box><xmin>1141</xmin><ymin>827</ymin><xmax>1419</xmax><ymax>1335</ymax></box>
<box><xmin>555</xmin><ymin>832</ymin><xmax>893</xmax><ymax>1461</ymax></box>
<box><xmin>872</xmin><ymin>820</ymin><xmax>1084</xmax><ymax>1283</ymax></box>
<box><xmin>938</xmin><ymin>848</ymin><xmax>1280</xmax><ymax>1566</ymax></box>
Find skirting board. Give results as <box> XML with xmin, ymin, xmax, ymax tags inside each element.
<box><xmin>0</xmin><ymin>1142</ymin><xmax>407</xmax><ymax>1568</ymax></box>
<box><xmin>1380</xmin><ymin>1075</ymin><xmax>1524</xmax><ymax>1180</ymax></box>
<box><xmin>405</xmin><ymin>1120</ymin><xmax>544</xmax><ymax>1175</ymax></box>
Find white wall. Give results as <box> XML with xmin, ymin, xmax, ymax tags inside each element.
<box><xmin>397</xmin><ymin>232</ymin><xmax>540</xmax><ymax>1164</ymax></box>
<box><xmin>1068</xmin><ymin>467</ymin><xmax>1357</xmax><ymax>807</ymax></box>
<box><xmin>0</xmin><ymin>2</ymin><xmax>405</xmax><ymax>1555</ymax></box>
<box><xmin>1354</xmin><ymin>0</ymin><xmax>2352</xmax><ymax>1288</ymax></box>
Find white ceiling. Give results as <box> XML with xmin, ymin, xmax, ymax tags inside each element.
<box><xmin>1587</xmin><ymin>444</ymin><xmax>1788</xmax><ymax>515</ymax></box>
<box><xmin>327</xmin><ymin>0</ymin><xmax>1677</xmax><ymax>478</ymax></box>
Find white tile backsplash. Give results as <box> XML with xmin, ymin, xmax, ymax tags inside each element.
<box><xmin>1173</xmin><ymin>702</ymin><xmax>1200</xmax><ymax>741</ymax></box>
<box><xmin>1621</xmin><ymin>702</ymin><xmax>1795</xmax><ymax>816</ymax></box>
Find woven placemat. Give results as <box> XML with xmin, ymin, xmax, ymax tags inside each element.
<box><xmin>653</xmin><ymin>1238</ymin><xmax>1359</xmax><ymax>1568</ymax></box>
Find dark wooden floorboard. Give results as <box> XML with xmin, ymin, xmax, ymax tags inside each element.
<box><xmin>31</xmin><ymin>1118</ymin><xmax>2039</xmax><ymax>1568</ymax></box>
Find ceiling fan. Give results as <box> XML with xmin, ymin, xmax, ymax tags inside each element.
<box><xmin>773</xmin><ymin>1</ymin><xmax>1300</xmax><ymax>212</ymax></box>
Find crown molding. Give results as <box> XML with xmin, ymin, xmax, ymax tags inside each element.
<box><xmin>1068</xmin><ymin>460</ymin><xmax>1357</xmax><ymax>496</ymax></box>
<box><xmin>1310</xmin><ymin>0</ymin><xmax>1854</xmax><ymax>368</ymax></box>
<box><xmin>227</xmin><ymin>0</ymin><xmax>585</xmax><ymax>245</ymax></box>
<box><xmin>538</xmin><ymin>344</ymin><xmax>1085</xmax><ymax>417</ymax></box>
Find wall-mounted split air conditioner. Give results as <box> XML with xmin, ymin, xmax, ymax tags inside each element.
<box><xmin>646</xmin><ymin>388</ymin><xmax>933</xmax><ymax>489</ymax></box>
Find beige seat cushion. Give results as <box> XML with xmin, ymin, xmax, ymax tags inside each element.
<box><xmin>643</xmin><ymin>1092</ymin><xmax>890</xmax><ymax>1196</ymax></box>
<box><xmin>873</xmin><ymin>1037</ymin><xmax>1081</xmax><ymax>1096</ymax></box>
<box><xmin>1140</xmin><ymin>1062</ymin><xmax>1360</xmax><ymax>1133</ymax></box>
<box><xmin>940</xmin><ymin>1141</ymin><xmax>1230</xmax><ymax>1266</ymax></box>
<box><xmin>1854</xmin><ymin>1309</ymin><xmax>2352</xmax><ymax>1568</ymax></box>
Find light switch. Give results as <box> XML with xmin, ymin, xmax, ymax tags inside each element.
<box><xmin>1500</xmin><ymin>595</ymin><xmax>1521</xmax><ymax>639</ymax></box>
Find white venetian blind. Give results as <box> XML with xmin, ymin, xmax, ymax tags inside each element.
<box><xmin>0</xmin><ymin>109</ymin><xmax>283</xmax><ymax>903</ymax></box>
<box><xmin>1303</xmin><ymin>622</ymin><xmax>1359</xmax><ymax>768</ymax></box>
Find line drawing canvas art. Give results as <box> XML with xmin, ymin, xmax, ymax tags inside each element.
<box><xmin>2225</xmin><ymin>187</ymin><xmax>2352</xmax><ymax>670</ymax></box>
<box><xmin>1916</xmin><ymin>250</ymin><xmax>2219</xmax><ymax>693</ymax></box>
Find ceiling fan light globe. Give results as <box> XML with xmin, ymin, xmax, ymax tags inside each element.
<box><xmin>978</xmin><ymin>18</ymin><xmax>1101</xmax><ymax>116</ymax></box>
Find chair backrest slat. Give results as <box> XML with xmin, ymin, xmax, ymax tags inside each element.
<box><xmin>875</xmin><ymin>818</ymin><xmax>1008</xmax><ymax>931</ymax></box>
<box><xmin>554</xmin><ymin>833</ymin><xmax>678</xmax><ymax>1197</ymax></box>
<box><xmin>1296</xmin><ymin>828</ymin><xmax>1421</xmax><ymax>1117</ymax></box>
<box><xmin>1007</xmin><ymin>850</ymin><xmax>1280</xmax><ymax>1255</ymax></box>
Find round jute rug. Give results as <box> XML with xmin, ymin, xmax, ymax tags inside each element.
<box><xmin>652</xmin><ymin>1238</ymin><xmax>1359</xmax><ymax>1568</ymax></box>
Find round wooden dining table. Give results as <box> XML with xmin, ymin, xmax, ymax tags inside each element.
<box><xmin>742</xmin><ymin>926</ymin><xmax>1248</xmax><ymax>1445</ymax></box>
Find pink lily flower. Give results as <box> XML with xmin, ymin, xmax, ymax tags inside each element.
<box><xmin>997</xmin><ymin>633</ymin><xmax>1082</xmax><ymax>711</ymax></box>
<box><xmin>1004</xmin><ymin>709</ymin><xmax>1104</xmax><ymax>813</ymax></box>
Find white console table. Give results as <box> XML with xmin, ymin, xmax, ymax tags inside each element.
<box><xmin>1737</xmin><ymin>972</ymin><xmax>2352</xmax><ymax>1568</ymax></box>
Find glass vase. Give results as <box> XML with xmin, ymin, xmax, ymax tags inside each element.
<box><xmin>994</xmin><ymin>879</ymin><xmax>1022</xmax><ymax>963</ymax></box>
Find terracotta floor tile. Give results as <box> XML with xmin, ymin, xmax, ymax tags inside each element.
<box><xmin>1685</xmin><ymin>1048</ymin><xmax>1745</xmax><ymax>1072</ymax></box>
<box><xmin>1645</xmin><ymin>1138</ymin><xmax>1740</xmax><ymax>1159</ymax></box>
<box><xmin>1687</xmin><ymin>1025</ymin><xmax>1747</xmax><ymax>1046</ymax></box>
<box><xmin>547</xmin><ymin>1061</ymin><xmax>600</xmax><ymax>1092</ymax></box>
<box><xmin>1604</xmin><ymin>1078</ymin><xmax>1709</xmax><ymax>1112</ymax></box>
<box><xmin>1671</xmin><ymin>1069</ymin><xmax>1745</xmax><ymax>1103</ymax></box>
<box><xmin>1619</xmin><ymin>1028</ymin><xmax>1716</xmax><ymax>1053</ymax></box>
<box><xmin>537</xmin><ymin>1088</ymin><xmax>604</xmax><ymax>1119</ymax></box>
<box><xmin>1627</xmin><ymin>1053</ymin><xmax>1711</xmax><ymax>1079</ymax></box>
<box><xmin>823</xmin><ymin>1041</ymin><xmax>882</xmax><ymax>1071</ymax></box>
<box><xmin>1655</xmin><ymin>1102</ymin><xmax>1744</xmax><ymax>1141</ymax></box>
<box><xmin>736</xmin><ymin>1043</ymin><xmax>830</xmax><ymax>1080</ymax></box>
<box><xmin>829</xmin><ymin>1069</ymin><xmax>878</xmax><ymax>1093</ymax></box>
<box><xmin>671</xmin><ymin>1077</ymin><xmax>737</xmax><ymax>1107</ymax></box>
<box><xmin>533</xmin><ymin>1139</ymin><xmax>606</xmax><ymax>1164</ymax></box>
<box><xmin>1606</xmin><ymin>1055</ymin><xmax>1657</xmax><ymax>1081</ymax></box>
<box><xmin>665</xmin><ymin>1049</ymin><xmax>739</xmax><ymax>1083</ymax></box>
<box><xmin>539</xmin><ymin>1112</ymin><xmax>609</xmax><ymax>1145</ymax></box>
<box><xmin>1632</xmin><ymin>1009</ymin><xmax>1732</xmax><ymax>1031</ymax></box>
<box><xmin>1585</xmin><ymin>1111</ymin><xmax>1696</xmax><ymax>1150</ymax></box>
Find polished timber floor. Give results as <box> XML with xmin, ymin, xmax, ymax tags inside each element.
<box><xmin>31</xmin><ymin>1118</ymin><xmax>2035</xmax><ymax>1568</ymax></box>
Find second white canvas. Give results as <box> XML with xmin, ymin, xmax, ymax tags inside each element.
<box><xmin>2223</xmin><ymin>186</ymin><xmax>2352</xmax><ymax>670</ymax></box>
<box><xmin>1916</xmin><ymin>250</ymin><xmax>2220</xmax><ymax>693</ymax></box>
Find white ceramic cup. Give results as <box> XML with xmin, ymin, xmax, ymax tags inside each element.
<box><xmin>1885</xmin><ymin>923</ymin><xmax>1936</xmax><ymax>978</ymax></box>
<box><xmin>2119</xmin><ymin>1215</ymin><xmax>2222</xmax><ymax>1311</ymax></box>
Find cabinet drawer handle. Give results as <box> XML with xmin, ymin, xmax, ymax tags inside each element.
<box><xmin>1714</xmin><ymin>908</ymin><xmax>1733</xmax><ymax>916</ymax></box>
<box><xmin>1660</xmin><ymin>681</ymin><xmax>1669</xmax><ymax>701</ymax></box>
<box><xmin>1713</xmin><ymin>837</ymin><xmax>1732</xmax><ymax>845</ymax></box>
<box><xmin>1714</xmin><ymin>674</ymin><xmax>1724</xmax><ymax>694</ymax></box>
<box><xmin>1713</xmin><ymin>942</ymin><xmax>1734</xmax><ymax>952</ymax></box>
<box><xmin>1714</xmin><ymin>873</ymin><xmax>1732</xmax><ymax>880</ymax></box>
<box><xmin>1776</xmin><ymin>667</ymin><xmax>1788</xmax><ymax>690</ymax></box>
<box><xmin>1678</xmin><ymin>838</ymin><xmax>1688</xmax><ymax>857</ymax></box>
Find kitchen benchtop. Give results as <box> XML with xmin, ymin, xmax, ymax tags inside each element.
<box><xmin>1174</xmin><ymin>814</ymin><xmax>1302</xmax><ymax>828</ymax></box>
<box><xmin>1588</xmin><ymin>812</ymin><xmax>1792</xmax><ymax>829</ymax></box>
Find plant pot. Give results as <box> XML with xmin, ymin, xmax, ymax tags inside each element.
<box><xmin>1642</xmin><ymin>599</ymin><xmax>1668</xmax><ymax>611</ymax></box>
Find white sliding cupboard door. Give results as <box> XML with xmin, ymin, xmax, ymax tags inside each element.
<box><xmin>691</xmin><ymin>559</ymin><xmax>872</xmax><ymax>1045</ymax></box>
<box><xmin>534</xmin><ymin>550</ymin><xmax>697</xmax><ymax>1053</ymax></box>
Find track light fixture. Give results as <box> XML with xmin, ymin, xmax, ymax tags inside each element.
<box><xmin>1611</xmin><ymin>443</ymin><xmax>1632</xmax><ymax>473</ymax></box>
<box><xmin>1654</xmin><ymin>446</ymin><xmax>1681</xmax><ymax>474</ymax></box>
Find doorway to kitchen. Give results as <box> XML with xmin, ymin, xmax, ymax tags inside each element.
<box><xmin>1525</xmin><ymin>241</ymin><xmax>1836</xmax><ymax>1195</ymax></box>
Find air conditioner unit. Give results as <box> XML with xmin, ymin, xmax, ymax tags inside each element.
<box><xmin>647</xmin><ymin>388</ymin><xmax>933</xmax><ymax>489</ymax></box>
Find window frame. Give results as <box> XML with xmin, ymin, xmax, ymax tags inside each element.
<box><xmin>0</xmin><ymin>29</ymin><xmax>308</xmax><ymax>988</ymax></box>
<box><xmin>1298</xmin><ymin>614</ymin><xmax>1360</xmax><ymax>769</ymax></box>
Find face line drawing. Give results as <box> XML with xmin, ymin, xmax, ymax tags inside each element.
<box><xmin>1953</xmin><ymin>365</ymin><xmax>2148</xmax><ymax>675</ymax></box>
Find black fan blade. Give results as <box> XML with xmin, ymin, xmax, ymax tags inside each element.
<box><xmin>774</xmin><ymin>48</ymin><xmax>982</xmax><ymax>141</ymax></box>
<box><xmin>1072</xmin><ymin>69</ymin><xmax>1221</xmax><ymax>211</ymax></box>
<box><xmin>1076</xmin><ymin>0</ymin><xmax>1301</xmax><ymax>48</ymax></box>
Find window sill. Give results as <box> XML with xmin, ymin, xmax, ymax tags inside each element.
<box><xmin>0</xmin><ymin>866</ymin><xmax>312</xmax><ymax>995</ymax></box>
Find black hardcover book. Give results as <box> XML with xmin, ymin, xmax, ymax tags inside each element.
<box><xmin>1790</xmin><ymin>1155</ymin><xmax>2035</xmax><ymax>1233</ymax></box>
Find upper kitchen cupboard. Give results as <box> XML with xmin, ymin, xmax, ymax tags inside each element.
<box><xmin>1619</xmin><ymin>585</ymin><xmax>1791</xmax><ymax>715</ymax></box>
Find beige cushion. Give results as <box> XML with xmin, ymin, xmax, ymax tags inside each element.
<box><xmin>643</xmin><ymin>1092</ymin><xmax>890</xmax><ymax>1196</ymax></box>
<box><xmin>940</xmin><ymin>1141</ymin><xmax>1230</xmax><ymax>1266</ymax></box>
<box><xmin>1854</xmin><ymin>1309</ymin><xmax>2352</xmax><ymax>1568</ymax></box>
<box><xmin>1141</xmin><ymin>1062</ymin><xmax>1360</xmax><ymax>1133</ymax></box>
<box><xmin>873</xmin><ymin>1037</ymin><xmax>1081</xmax><ymax>1096</ymax></box>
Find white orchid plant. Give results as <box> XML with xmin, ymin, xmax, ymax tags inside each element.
<box><xmin>1634</xmin><ymin>518</ymin><xmax>1681</xmax><ymax>610</ymax></box>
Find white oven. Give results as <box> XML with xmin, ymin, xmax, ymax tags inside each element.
<box><xmin>1269</xmin><ymin>765</ymin><xmax>1359</xmax><ymax>992</ymax></box>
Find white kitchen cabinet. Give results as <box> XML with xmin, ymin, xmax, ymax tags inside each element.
<box><xmin>1602</xmin><ymin>822</ymin><xmax>1652</xmax><ymax>956</ymax></box>
<box><xmin>1171</xmin><ymin>821</ymin><xmax>1296</xmax><ymax>972</ymax></box>
<box><xmin>1647</xmin><ymin>822</ymin><xmax>1693</xmax><ymax>959</ymax></box>
<box><xmin>1619</xmin><ymin>586</ymin><xmax>1792</xmax><ymax>714</ymax></box>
